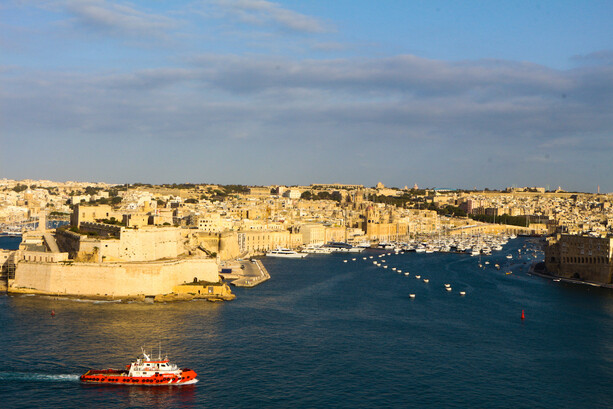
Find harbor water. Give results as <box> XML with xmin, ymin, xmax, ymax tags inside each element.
<box><xmin>1</xmin><ymin>237</ymin><xmax>612</xmax><ymax>408</ymax></box>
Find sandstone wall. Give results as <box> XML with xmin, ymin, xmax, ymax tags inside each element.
<box><xmin>219</xmin><ymin>231</ymin><xmax>240</xmax><ymax>260</ymax></box>
<box><xmin>10</xmin><ymin>257</ymin><xmax>218</xmax><ymax>297</ymax></box>
<box><xmin>118</xmin><ymin>227</ymin><xmax>182</xmax><ymax>261</ymax></box>
<box><xmin>185</xmin><ymin>231</ymin><xmax>241</xmax><ymax>260</ymax></box>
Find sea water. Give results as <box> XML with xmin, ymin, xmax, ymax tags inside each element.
<box><xmin>1</xmin><ymin>238</ymin><xmax>612</xmax><ymax>408</ymax></box>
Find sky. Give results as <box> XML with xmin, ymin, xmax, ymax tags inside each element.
<box><xmin>1</xmin><ymin>0</ymin><xmax>613</xmax><ymax>192</ymax></box>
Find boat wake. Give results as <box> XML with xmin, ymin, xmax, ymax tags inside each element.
<box><xmin>0</xmin><ymin>372</ymin><xmax>81</xmax><ymax>382</ymax></box>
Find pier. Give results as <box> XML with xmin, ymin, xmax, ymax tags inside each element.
<box><xmin>230</xmin><ymin>259</ymin><xmax>270</xmax><ymax>287</ymax></box>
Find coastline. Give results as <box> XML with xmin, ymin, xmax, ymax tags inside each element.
<box><xmin>528</xmin><ymin>262</ymin><xmax>613</xmax><ymax>289</ymax></box>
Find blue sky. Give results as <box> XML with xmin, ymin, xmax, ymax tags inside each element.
<box><xmin>2</xmin><ymin>0</ymin><xmax>613</xmax><ymax>191</ymax></box>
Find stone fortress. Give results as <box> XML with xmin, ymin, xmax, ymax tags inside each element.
<box><xmin>4</xmin><ymin>204</ymin><xmax>224</xmax><ymax>300</ymax></box>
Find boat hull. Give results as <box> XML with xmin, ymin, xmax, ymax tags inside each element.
<box><xmin>266</xmin><ymin>253</ymin><xmax>307</xmax><ymax>258</ymax></box>
<box><xmin>80</xmin><ymin>368</ymin><xmax>198</xmax><ymax>386</ymax></box>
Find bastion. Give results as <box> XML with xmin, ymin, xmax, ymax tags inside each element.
<box><xmin>7</xmin><ymin>221</ymin><xmax>227</xmax><ymax>300</ymax></box>
<box><xmin>9</xmin><ymin>257</ymin><xmax>218</xmax><ymax>298</ymax></box>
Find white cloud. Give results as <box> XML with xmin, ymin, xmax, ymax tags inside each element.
<box><xmin>211</xmin><ymin>0</ymin><xmax>330</xmax><ymax>33</ymax></box>
<box><xmin>61</xmin><ymin>0</ymin><xmax>178</xmax><ymax>36</ymax></box>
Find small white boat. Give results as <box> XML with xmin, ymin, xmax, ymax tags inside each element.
<box><xmin>415</xmin><ymin>275</ymin><xmax>421</xmax><ymax>279</ymax></box>
<box><xmin>404</xmin><ymin>272</ymin><xmax>410</xmax><ymax>276</ymax></box>
<box><xmin>343</xmin><ymin>260</ymin><xmax>348</xmax><ymax>263</ymax></box>
<box><xmin>459</xmin><ymin>291</ymin><xmax>466</xmax><ymax>296</ymax></box>
<box><xmin>553</xmin><ymin>278</ymin><xmax>561</xmax><ymax>282</ymax></box>
<box><xmin>409</xmin><ymin>294</ymin><xmax>416</xmax><ymax>299</ymax></box>
<box><xmin>351</xmin><ymin>258</ymin><xmax>356</xmax><ymax>261</ymax></box>
<box><xmin>444</xmin><ymin>283</ymin><xmax>451</xmax><ymax>288</ymax></box>
<box><xmin>383</xmin><ymin>266</ymin><xmax>388</xmax><ymax>269</ymax></box>
<box><xmin>423</xmin><ymin>279</ymin><xmax>429</xmax><ymax>283</ymax></box>
<box><xmin>446</xmin><ymin>287</ymin><xmax>452</xmax><ymax>291</ymax></box>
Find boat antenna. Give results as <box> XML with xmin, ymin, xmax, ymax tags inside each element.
<box><xmin>159</xmin><ymin>341</ymin><xmax>161</xmax><ymax>361</ymax></box>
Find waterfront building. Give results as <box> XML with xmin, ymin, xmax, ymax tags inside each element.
<box><xmin>237</xmin><ymin>230</ymin><xmax>303</xmax><ymax>255</ymax></box>
<box><xmin>300</xmin><ymin>224</ymin><xmax>326</xmax><ymax>246</ymax></box>
<box><xmin>545</xmin><ymin>234</ymin><xmax>613</xmax><ymax>284</ymax></box>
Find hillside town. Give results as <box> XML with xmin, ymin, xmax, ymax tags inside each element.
<box><xmin>1</xmin><ymin>178</ymin><xmax>613</xmax><ymax>296</ymax></box>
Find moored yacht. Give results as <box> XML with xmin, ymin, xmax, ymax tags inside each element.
<box><xmin>266</xmin><ymin>248</ymin><xmax>308</xmax><ymax>258</ymax></box>
<box><xmin>323</xmin><ymin>242</ymin><xmax>364</xmax><ymax>253</ymax></box>
<box><xmin>302</xmin><ymin>244</ymin><xmax>333</xmax><ymax>254</ymax></box>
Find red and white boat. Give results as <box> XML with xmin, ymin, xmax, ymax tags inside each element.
<box><xmin>80</xmin><ymin>348</ymin><xmax>198</xmax><ymax>385</ymax></box>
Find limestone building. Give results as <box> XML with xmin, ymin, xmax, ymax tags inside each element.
<box><xmin>545</xmin><ymin>234</ymin><xmax>613</xmax><ymax>284</ymax></box>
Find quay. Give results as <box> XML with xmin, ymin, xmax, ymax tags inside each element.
<box><xmin>229</xmin><ymin>259</ymin><xmax>270</xmax><ymax>288</ymax></box>
<box><xmin>529</xmin><ymin>262</ymin><xmax>613</xmax><ymax>289</ymax></box>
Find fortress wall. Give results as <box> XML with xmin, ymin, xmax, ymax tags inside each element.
<box><xmin>55</xmin><ymin>229</ymin><xmax>82</xmax><ymax>257</ymax></box>
<box><xmin>219</xmin><ymin>231</ymin><xmax>240</xmax><ymax>260</ymax></box>
<box><xmin>192</xmin><ymin>232</ymin><xmax>220</xmax><ymax>255</ymax></box>
<box><xmin>119</xmin><ymin>228</ymin><xmax>182</xmax><ymax>261</ymax></box>
<box><xmin>10</xmin><ymin>258</ymin><xmax>218</xmax><ymax>297</ymax></box>
<box><xmin>558</xmin><ymin>263</ymin><xmax>613</xmax><ymax>283</ymax></box>
<box><xmin>187</xmin><ymin>231</ymin><xmax>240</xmax><ymax>260</ymax></box>
<box><xmin>57</xmin><ymin>226</ymin><xmax>186</xmax><ymax>263</ymax></box>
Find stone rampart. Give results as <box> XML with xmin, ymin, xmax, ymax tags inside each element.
<box><xmin>185</xmin><ymin>231</ymin><xmax>241</xmax><ymax>261</ymax></box>
<box><xmin>9</xmin><ymin>257</ymin><xmax>218</xmax><ymax>297</ymax></box>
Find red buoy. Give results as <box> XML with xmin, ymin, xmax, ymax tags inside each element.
<box><xmin>521</xmin><ymin>310</ymin><xmax>525</xmax><ymax>320</ymax></box>
<box><xmin>51</xmin><ymin>310</ymin><xmax>56</xmax><ymax>317</ymax></box>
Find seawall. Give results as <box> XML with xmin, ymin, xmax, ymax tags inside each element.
<box><xmin>9</xmin><ymin>257</ymin><xmax>218</xmax><ymax>297</ymax></box>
